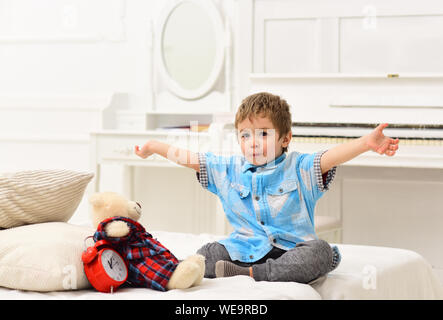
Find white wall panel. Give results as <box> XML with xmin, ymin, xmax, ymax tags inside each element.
<box><xmin>253</xmin><ymin>0</ymin><xmax>443</xmax><ymax>75</ymax></box>
<box><xmin>0</xmin><ymin>0</ymin><xmax>125</xmax><ymax>41</ymax></box>
<box><xmin>340</xmin><ymin>15</ymin><xmax>443</xmax><ymax>73</ymax></box>
<box><xmin>264</xmin><ymin>19</ymin><xmax>319</xmax><ymax>73</ymax></box>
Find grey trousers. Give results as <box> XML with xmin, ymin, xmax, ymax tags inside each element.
<box><xmin>196</xmin><ymin>239</ymin><xmax>339</xmax><ymax>284</ymax></box>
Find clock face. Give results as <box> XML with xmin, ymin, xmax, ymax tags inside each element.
<box><xmin>101</xmin><ymin>249</ymin><xmax>128</xmax><ymax>282</ymax></box>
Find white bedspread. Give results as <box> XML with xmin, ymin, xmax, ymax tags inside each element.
<box><xmin>0</xmin><ymin>276</ymin><xmax>320</xmax><ymax>300</ymax></box>
<box><xmin>0</xmin><ymin>230</ymin><xmax>441</xmax><ymax>300</ymax></box>
<box><xmin>312</xmin><ymin>244</ymin><xmax>443</xmax><ymax>300</ymax></box>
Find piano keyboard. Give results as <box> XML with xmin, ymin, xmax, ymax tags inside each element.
<box><xmin>292</xmin><ymin>136</ymin><xmax>443</xmax><ymax>146</ymax></box>
<box><xmin>288</xmin><ymin>123</ymin><xmax>443</xmax><ymax>168</ymax></box>
<box><xmin>291</xmin><ymin>123</ymin><xmax>443</xmax><ymax>146</ymax></box>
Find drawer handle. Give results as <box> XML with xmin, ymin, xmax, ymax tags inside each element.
<box><xmin>113</xmin><ymin>147</ymin><xmax>133</xmax><ymax>156</ymax></box>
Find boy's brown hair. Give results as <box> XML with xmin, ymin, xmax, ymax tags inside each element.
<box><xmin>234</xmin><ymin>92</ymin><xmax>292</xmax><ymax>152</ymax></box>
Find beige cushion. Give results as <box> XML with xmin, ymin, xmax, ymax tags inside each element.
<box><xmin>0</xmin><ymin>222</ymin><xmax>94</xmax><ymax>291</ymax></box>
<box><xmin>0</xmin><ymin>169</ymin><xmax>93</xmax><ymax>228</ymax></box>
<box><xmin>314</xmin><ymin>215</ymin><xmax>341</xmax><ymax>233</ymax></box>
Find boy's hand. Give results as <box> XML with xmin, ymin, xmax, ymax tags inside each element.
<box><xmin>135</xmin><ymin>142</ymin><xmax>154</xmax><ymax>159</ymax></box>
<box><xmin>134</xmin><ymin>140</ymin><xmax>200</xmax><ymax>172</ymax></box>
<box><xmin>365</xmin><ymin>123</ymin><xmax>399</xmax><ymax>156</ymax></box>
<box><xmin>320</xmin><ymin>123</ymin><xmax>399</xmax><ymax>173</ymax></box>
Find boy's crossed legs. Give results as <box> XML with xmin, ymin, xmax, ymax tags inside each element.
<box><xmin>197</xmin><ymin>239</ymin><xmax>341</xmax><ymax>284</ymax></box>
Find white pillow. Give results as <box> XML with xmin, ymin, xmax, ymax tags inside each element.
<box><xmin>0</xmin><ymin>222</ymin><xmax>94</xmax><ymax>292</ymax></box>
<box><xmin>0</xmin><ymin>169</ymin><xmax>93</xmax><ymax>228</ymax></box>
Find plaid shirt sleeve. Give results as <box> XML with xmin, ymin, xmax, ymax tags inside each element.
<box><xmin>296</xmin><ymin>150</ymin><xmax>336</xmax><ymax>205</ymax></box>
<box><xmin>314</xmin><ymin>150</ymin><xmax>337</xmax><ymax>192</ymax></box>
<box><xmin>195</xmin><ymin>152</ymin><xmax>231</xmax><ymax>196</ymax></box>
<box><xmin>195</xmin><ymin>152</ymin><xmax>209</xmax><ymax>189</ymax></box>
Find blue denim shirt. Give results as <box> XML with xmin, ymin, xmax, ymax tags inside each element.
<box><xmin>197</xmin><ymin>151</ymin><xmax>336</xmax><ymax>263</ymax></box>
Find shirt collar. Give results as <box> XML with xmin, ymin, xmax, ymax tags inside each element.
<box><xmin>242</xmin><ymin>152</ymin><xmax>287</xmax><ymax>173</ymax></box>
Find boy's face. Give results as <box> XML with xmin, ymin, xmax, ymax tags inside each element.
<box><xmin>237</xmin><ymin>115</ymin><xmax>291</xmax><ymax>166</ymax></box>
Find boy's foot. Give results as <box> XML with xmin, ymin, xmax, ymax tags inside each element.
<box><xmin>215</xmin><ymin>261</ymin><xmax>252</xmax><ymax>278</ymax></box>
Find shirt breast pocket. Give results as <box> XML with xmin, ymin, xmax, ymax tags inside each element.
<box><xmin>227</xmin><ymin>182</ymin><xmax>251</xmax><ymax>216</ymax></box>
<box><xmin>230</xmin><ymin>182</ymin><xmax>250</xmax><ymax>199</ymax></box>
<box><xmin>265</xmin><ymin>180</ymin><xmax>301</xmax><ymax>219</ymax></box>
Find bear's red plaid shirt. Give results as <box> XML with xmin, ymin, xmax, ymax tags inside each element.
<box><xmin>93</xmin><ymin>216</ymin><xmax>179</xmax><ymax>291</ymax></box>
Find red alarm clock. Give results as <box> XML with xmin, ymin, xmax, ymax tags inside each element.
<box><xmin>82</xmin><ymin>239</ymin><xmax>128</xmax><ymax>293</ymax></box>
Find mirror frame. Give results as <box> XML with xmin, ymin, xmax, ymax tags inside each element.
<box><xmin>156</xmin><ymin>0</ymin><xmax>225</xmax><ymax>100</ymax></box>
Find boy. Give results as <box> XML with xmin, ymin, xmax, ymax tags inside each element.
<box><xmin>135</xmin><ymin>92</ymin><xmax>399</xmax><ymax>284</ymax></box>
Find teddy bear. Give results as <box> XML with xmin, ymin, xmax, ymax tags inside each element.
<box><xmin>88</xmin><ymin>191</ymin><xmax>205</xmax><ymax>291</ymax></box>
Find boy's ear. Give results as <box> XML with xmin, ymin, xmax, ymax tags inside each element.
<box><xmin>282</xmin><ymin>131</ymin><xmax>292</xmax><ymax>147</ymax></box>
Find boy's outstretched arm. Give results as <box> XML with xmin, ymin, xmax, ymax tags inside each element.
<box><xmin>320</xmin><ymin>123</ymin><xmax>399</xmax><ymax>174</ymax></box>
<box><xmin>134</xmin><ymin>140</ymin><xmax>200</xmax><ymax>172</ymax></box>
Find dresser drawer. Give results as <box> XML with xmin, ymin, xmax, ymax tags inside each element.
<box><xmin>95</xmin><ymin>133</ymin><xmax>141</xmax><ymax>161</ymax></box>
<box><xmin>92</xmin><ymin>131</ymin><xmax>201</xmax><ymax>165</ymax></box>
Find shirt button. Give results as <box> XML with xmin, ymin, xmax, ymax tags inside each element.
<box><xmin>279</xmin><ymin>188</ymin><xmax>284</xmax><ymax>193</ymax></box>
<box><xmin>239</xmin><ymin>192</ymin><xmax>243</xmax><ymax>197</ymax></box>
<box><xmin>255</xmin><ymin>196</ymin><xmax>260</xmax><ymax>201</ymax></box>
<box><xmin>249</xmin><ymin>255</ymin><xmax>254</xmax><ymax>259</ymax></box>
<box><xmin>273</xmin><ymin>239</ymin><xmax>277</xmax><ymax>243</ymax></box>
<box><xmin>261</xmin><ymin>221</ymin><xmax>265</xmax><ymax>225</ymax></box>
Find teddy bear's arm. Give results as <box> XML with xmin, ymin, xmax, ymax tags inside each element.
<box><xmin>104</xmin><ymin>220</ymin><xmax>130</xmax><ymax>238</ymax></box>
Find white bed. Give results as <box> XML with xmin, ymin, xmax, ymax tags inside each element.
<box><xmin>1</xmin><ymin>229</ymin><xmax>442</xmax><ymax>300</ymax></box>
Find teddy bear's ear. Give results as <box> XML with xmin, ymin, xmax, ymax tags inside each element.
<box><xmin>89</xmin><ymin>193</ymin><xmax>104</xmax><ymax>207</ymax></box>
<box><xmin>127</xmin><ymin>200</ymin><xmax>141</xmax><ymax>221</ymax></box>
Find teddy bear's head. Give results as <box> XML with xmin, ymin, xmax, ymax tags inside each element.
<box><xmin>89</xmin><ymin>192</ymin><xmax>141</xmax><ymax>228</ymax></box>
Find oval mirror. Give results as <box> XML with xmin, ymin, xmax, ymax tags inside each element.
<box><xmin>157</xmin><ymin>0</ymin><xmax>225</xmax><ymax>100</ymax></box>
